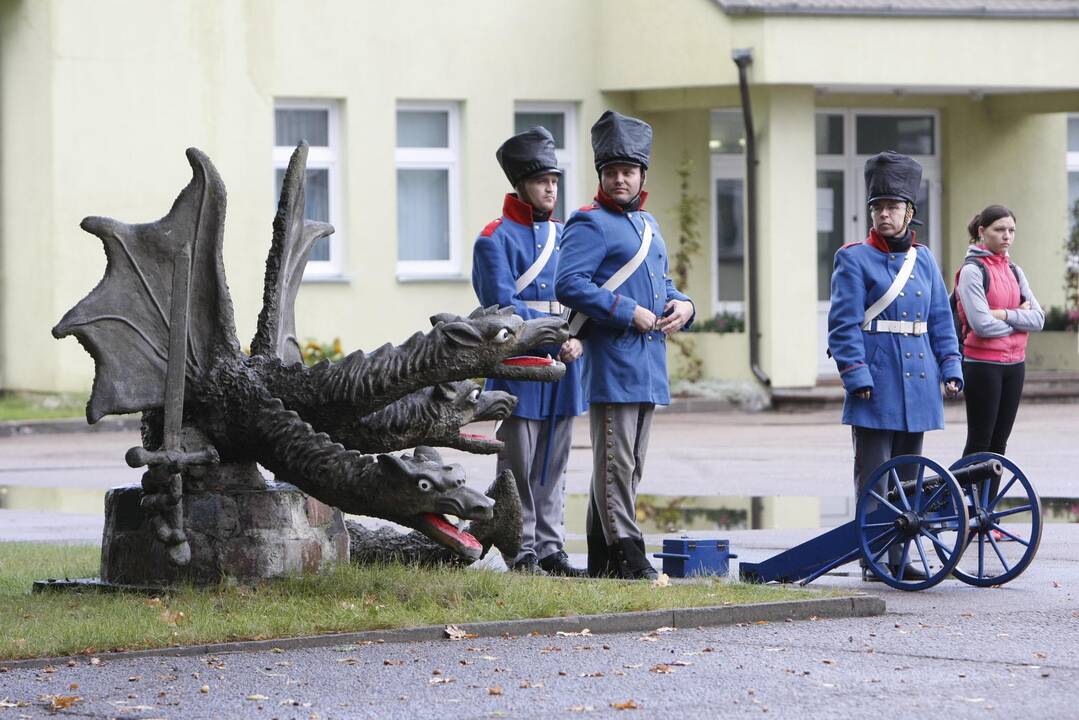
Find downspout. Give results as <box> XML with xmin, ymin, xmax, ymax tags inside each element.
<box><xmin>732</xmin><ymin>48</ymin><xmax>771</xmax><ymax>388</ymax></box>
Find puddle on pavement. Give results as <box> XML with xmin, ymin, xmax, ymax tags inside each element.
<box><xmin>3</xmin><ymin>485</ymin><xmax>1078</xmax><ymax>536</ymax></box>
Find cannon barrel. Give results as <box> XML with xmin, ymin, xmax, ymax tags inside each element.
<box><xmin>887</xmin><ymin>459</ymin><xmax>1002</xmax><ymax>503</ymax></box>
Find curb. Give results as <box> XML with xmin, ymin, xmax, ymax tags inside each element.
<box><xmin>0</xmin><ymin>416</ymin><xmax>140</xmax><ymax>438</ymax></box>
<box><xmin>0</xmin><ymin>594</ymin><xmax>884</xmax><ymax>670</ymax></box>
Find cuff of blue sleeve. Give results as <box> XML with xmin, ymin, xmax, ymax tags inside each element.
<box><xmin>839</xmin><ymin>364</ymin><xmax>873</xmax><ymax>394</ymax></box>
<box><xmin>610</xmin><ymin>293</ymin><xmax>636</xmax><ymax>328</ymax></box>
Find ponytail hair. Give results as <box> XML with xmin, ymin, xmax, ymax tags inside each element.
<box><xmin>968</xmin><ymin>204</ymin><xmax>1016</xmax><ymax>244</ymax></box>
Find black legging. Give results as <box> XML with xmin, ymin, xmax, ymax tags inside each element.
<box><xmin>962</xmin><ymin>360</ymin><xmax>1025</xmax><ymax>457</ymax></box>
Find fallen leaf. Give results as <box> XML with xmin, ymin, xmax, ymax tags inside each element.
<box><xmin>556</xmin><ymin>629</ymin><xmax>592</xmax><ymax>637</ymax></box>
<box><xmin>567</xmin><ymin>704</ymin><xmax>594</xmax><ymax>712</ymax></box>
<box><xmin>650</xmin><ymin>664</ymin><xmax>673</xmax><ymax>674</ymax></box>
<box><xmin>146</xmin><ymin>597</ymin><xmax>162</xmax><ymax>606</ymax></box>
<box><xmin>480</xmin><ymin>655</ymin><xmax>499</xmax><ymax>661</ymax></box>
<box><xmin>336</xmin><ymin>657</ymin><xmax>359</xmax><ymax>665</ymax></box>
<box><xmin>1034</xmin><ymin>652</ymin><xmax>1048</xmax><ymax>659</ymax></box>
<box><xmin>384</xmin><ymin>659</ymin><xmax>404</xmax><ymax>666</ymax></box>
<box><xmin>128</xmin><ymin>675</ymin><xmax>141</xmax><ymax>682</ymax></box>
<box><xmin>488</xmin><ymin>686</ymin><xmax>503</xmax><ymax>696</ymax></box>
<box><xmin>1052</xmin><ymin>581</ymin><xmax>1061</xmax><ymax>588</ymax></box>
<box><xmin>246</xmin><ymin>694</ymin><xmax>269</xmax><ymax>701</ymax></box>
<box><xmin>611</xmin><ymin>699</ymin><xmax>640</xmax><ymax>710</ymax></box>
<box><xmin>623</xmin><ymin>663</ymin><xmax>643</xmax><ymax>669</ymax></box>
<box><xmin>652</xmin><ymin>573</ymin><xmax>670</xmax><ymax>588</ymax></box>
<box><xmin>42</xmin><ymin>666</ymin><xmax>56</xmax><ymax>674</ymax></box>
<box><xmin>0</xmin><ymin>699</ymin><xmax>29</xmax><ymax>708</ymax></box>
<box><xmin>580</xmin><ymin>671</ymin><xmax>605</xmax><ymax>677</ymax></box>
<box><xmin>654</xmin><ymin>626</ymin><xmax>675</xmax><ymax>633</ymax></box>
<box><xmin>89</xmin><ymin>657</ymin><xmax>102</xmax><ymax>666</ymax></box>
<box><xmin>200</xmin><ymin>685</ymin><xmax>209</xmax><ymax>694</ymax></box>
<box><xmin>541</xmin><ymin>646</ymin><xmax>562</xmax><ymax>653</ymax></box>
<box><xmin>520</xmin><ymin>680</ymin><xmax>544</xmax><ymax>688</ymax></box>
<box><xmin>670</xmin><ymin>660</ymin><xmax>692</xmax><ymax>667</ymax></box>
<box><xmin>44</xmin><ymin>695</ymin><xmax>82</xmax><ymax>710</ymax></box>
<box><xmin>820</xmin><ymin>659</ymin><xmax>835</xmax><ymax>665</ymax></box>
<box><xmin>445</xmin><ymin>624</ymin><xmax>478</xmax><ymax>640</ymax></box>
<box><xmin>270</xmin><ymin>647</ymin><xmax>285</xmax><ymax>654</ymax></box>
<box><xmin>429</xmin><ymin>677</ymin><xmax>454</xmax><ymax>685</ymax></box>
<box><xmin>68</xmin><ymin>683</ymin><xmax>78</xmax><ymax>690</ymax></box>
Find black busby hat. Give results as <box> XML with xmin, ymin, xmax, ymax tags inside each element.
<box><xmin>496</xmin><ymin>126</ymin><xmax>562</xmax><ymax>187</ymax></box>
<box><xmin>864</xmin><ymin>151</ymin><xmax>922</xmax><ymax>207</ymax></box>
<box><xmin>591</xmin><ymin>110</ymin><xmax>652</xmax><ymax>171</ymax></box>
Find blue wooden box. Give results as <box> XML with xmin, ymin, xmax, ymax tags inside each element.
<box><xmin>653</xmin><ymin>537</ymin><xmax>737</xmax><ymax>578</ymax></box>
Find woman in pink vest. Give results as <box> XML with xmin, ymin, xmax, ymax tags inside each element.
<box><xmin>955</xmin><ymin>204</ymin><xmax>1044</xmax><ymax>457</ymax></box>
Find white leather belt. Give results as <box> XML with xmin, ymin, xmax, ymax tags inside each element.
<box><xmin>870</xmin><ymin>320</ymin><xmax>928</xmax><ymax>336</ymax></box>
<box><xmin>524</xmin><ymin>300</ymin><xmax>564</xmax><ymax>315</ymax></box>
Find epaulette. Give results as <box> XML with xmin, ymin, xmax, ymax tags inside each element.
<box><xmin>838</xmin><ymin>242</ymin><xmax>861</xmax><ymax>250</ymax></box>
<box><xmin>480</xmin><ymin>218</ymin><xmax>503</xmax><ymax>237</ymax></box>
<box><xmin>577</xmin><ymin>203</ymin><xmax>599</xmax><ymax>212</ymax></box>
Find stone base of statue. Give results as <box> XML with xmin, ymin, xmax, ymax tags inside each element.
<box><xmin>98</xmin><ymin>462</ymin><xmax>348</xmax><ymax>586</ymax></box>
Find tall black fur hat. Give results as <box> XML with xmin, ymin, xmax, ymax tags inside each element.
<box><xmin>591</xmin><ymin>111</ymin><xmax>652</xmax><ymax>171</ymax></box>
<box><xmin>865</xmin><ymin>151</ymin><xmax>922</xmax><ymax>207</ymax></box>
<box><xmin>496</xmin><ymin>127</ymin><xmax>562</xmax><ymax>187</ymax></box>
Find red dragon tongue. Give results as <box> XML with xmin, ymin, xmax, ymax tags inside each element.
<box><xmin>501</xmin><ymin>356</ymin><xmax>554</xmax><ymax>367</ymax></box>
<box><xmin>423</xmin><ymin>512</ymin><xmax>482</xmax><ymax>550</ymax></box>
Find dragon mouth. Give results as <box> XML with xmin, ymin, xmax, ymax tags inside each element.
<box><xmin>491</xmin><ymin>355</ymin><xmax>566</xmax><ymax>381</ymax></box>
<box><xmin>453</xmin><ymin>431</ymin><xmax>503</xmax><ymax>454</ymax></box>
<box><xmin>417</xmin><ymin>512</ymin><xmax>483</xmax><ymax>560</ymax></box>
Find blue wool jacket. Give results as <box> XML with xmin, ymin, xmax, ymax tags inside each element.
<box><xmin>471</xmin><ymin>194</ymin><xmax>586</xmax><ymax>420</ymax></box>
<box><xmin>828</xmin><ymin>229</ymin><xmax>963</xmax><ymax>432</ymax></box>
<box><xmin>555</xmin><ymin>189</ymin><xmax>694</xmax><ymax>405</ymax></box>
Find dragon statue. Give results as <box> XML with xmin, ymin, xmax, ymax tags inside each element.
<box><xmin>53</xmin><ymin>144</ymin><xmax>565</xmax><ymax>582</ymax></box>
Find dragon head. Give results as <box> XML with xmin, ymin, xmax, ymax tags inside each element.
<box><xmin>430</xmin><ymin>306</ymin><xmax>568</xmax><ymax>382</ymax></box>
<box><xmin>374</xmin><ymin>446</ymin><xmax>494</xmax><ymax>560</ymax></box>
<box><xmin>428</xmin><ymin>381</ymin><xmax>517</xmax><ymax>454</ymax></box>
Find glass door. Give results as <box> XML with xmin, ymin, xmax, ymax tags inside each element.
<box><xmin>816</xmin><ymin>109</ymin><xmax>942</xmax><ymax>378</ymax></box>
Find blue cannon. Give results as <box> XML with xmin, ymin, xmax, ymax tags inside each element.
<box><xmin>738</xmin><ymin>453</ymin><xmax>1043</xmax><ymax>591</ymax></box>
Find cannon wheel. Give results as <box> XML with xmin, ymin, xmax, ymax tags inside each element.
<box><xmin>857</xmin><ymin>455</ymin><xmax>969</xmax><ymax>591</ymax></box>
<box><xmin>934</xmin><ymin>453</ymin><xmax>1043</xmax><ymax>587</ymax></box>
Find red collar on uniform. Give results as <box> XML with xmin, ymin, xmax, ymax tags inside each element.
<box><xmin>502</xmin><ymin>193</ymin><xmax>540</xmax><ymax>225</ymax></box>
<box><xmin>867</xmin><ymin>227</ymin><xmax>920</xmax><ymax>253</ymax></box>
<box><xmin>594</xmin><ymin>186</ymin><xmax>649</xmax><ymax>213</ymax></box>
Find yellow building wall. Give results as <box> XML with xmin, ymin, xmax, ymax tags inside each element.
<box><xmin>4</xmin><ymin>0</ymin><xmax>1077</xmax><ymax>395</ymax></box>
<box><xmin>9</xmin><ymin>0</ymin><xmax>609</xmax><ymax>393</ymax></box>
<box><xmin>1</xmin><ymin>0</ymin><xmax>57</xmax><ymax>391</ymax></box>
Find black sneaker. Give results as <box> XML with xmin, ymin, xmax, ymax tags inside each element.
<box><xmin>538</xmin><ymin>550</ymin><xmax>586</xmax><ymax>578</ymax></box>
<box><xmin>509</xmin><ymin>556</ymin><xmax>548</xmax><ymax>575</ymax></box>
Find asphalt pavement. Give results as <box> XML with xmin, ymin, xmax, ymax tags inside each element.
<box><xmin>0</xmin><ymin>401</ymin><xmax>1077</xmax><ymax>717</ymax></box>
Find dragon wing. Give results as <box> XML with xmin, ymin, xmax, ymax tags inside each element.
<box><xmin>250</xmin><ymin>142</ymin><xmax>335</xmax><ymax>364</ymax></box>
<box><xmin>52</xmin><ymin>148</ymin><xmax>240</xmax><ymax>423</ymax></box>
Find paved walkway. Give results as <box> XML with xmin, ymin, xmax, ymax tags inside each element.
<box><xmin>1</xmin><ymin>402</ymin><xmax>1077</xmax><ymax>717</ymax></box>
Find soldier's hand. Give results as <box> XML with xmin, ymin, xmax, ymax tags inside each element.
<box><xmin>656</xmin><ymin>299</ymin><xmax>694</xmax><ymax>335</ymax></box>
<box><xmin>559</xmin><ymin>338</ymin><xmax>583</xmax><ymax>363</ymax></box>
<box><xmin>632</xmin><ymin>305</ymin><xmax>658</xmax><ymax>333</ymax></box>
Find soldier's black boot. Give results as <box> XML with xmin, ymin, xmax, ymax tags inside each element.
<box><xmin>587</xmin><ymin>528</ymin><xmax>614</xmax><ymax>578</ymax></box>
<box><xmin>613</xmin><ymin>538</ymin><xmax>659</xmax><ymax>581</ymax></box>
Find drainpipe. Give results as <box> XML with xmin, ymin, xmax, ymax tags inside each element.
<box><xmin>732</xmin><ymin>48</ymin><xmax>771</xmax><ymax>388</ymax></box>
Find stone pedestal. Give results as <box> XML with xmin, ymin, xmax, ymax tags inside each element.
<box><xmin>100</xmin><ymin>462</ymin><xmax>348</xmax><ymax>586</ymax></box>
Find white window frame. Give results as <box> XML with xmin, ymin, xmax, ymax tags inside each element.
<box><xmin>272</xmin><ymin>99</ymin><xmax>344</xmax><ymax>280</ymax></box>
<box><xmin>514</xmin><ymin>101</ymin><xmax>578</xmax><ymax>220</ymax></box>
<box><xmin>709</xmin><ymin>109</ymin><xmax>747</xmax><ymax>314</ymax></box>
<box><xmin>395</xmin><ymin>100</ymin><xmax>461</xmax><ymax>279</ymax></box>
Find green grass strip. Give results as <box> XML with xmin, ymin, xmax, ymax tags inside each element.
<box><xmin>0</xmin><ymin>542</ymin><xmax>825</xmax><ymax>660</ymax></box>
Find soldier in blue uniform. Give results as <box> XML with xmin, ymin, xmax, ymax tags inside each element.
<box><xmin>472</xmin><ymin>126</ymin><xmax>587</xmax><ymax>577</ymax></box>
<box><xmin>556</xmin><ymin>111</ymin><xmax>695</xmax><ymax>580</ymax></box>
<box><xmin>828</xmin><ymin>151</ymin><xmax>963</xmax><ymax>581</ymax></box>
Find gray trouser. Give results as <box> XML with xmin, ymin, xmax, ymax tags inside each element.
<box><xmin>496</xmin><ymin>415</ymin><xmax>574</xmax><ymax>564</ymax></box>
<box><xmin>852</xmin><ymin>426</ymin><xmax>924</xmax><ymax>566</ymax></box>
<box><xmin>587</xmin><ymin>403</ymin><xmax>654</xmax><ymax>544</ymax></box>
